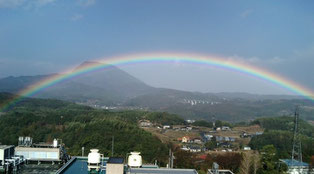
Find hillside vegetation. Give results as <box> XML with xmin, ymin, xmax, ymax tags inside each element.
<box><xmin>249</xmin><ymin>116</ymin><xmax>314</xmax><ymax>163</ymax></box>
<box><xmin>0</xmin><ymin>93</ymin><xmax>184</xmax><ymax>164</ymax></box>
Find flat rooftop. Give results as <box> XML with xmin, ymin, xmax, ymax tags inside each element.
<box><xmin>128</xmin><ymin>168</ymin><xmax>198</xmax><ymax>174</ymax></box>
<box><xmin>280</xmin><ymin>159</ymin><xmax>309</xmax><ymax>167</ymax></box>
<box><xmin>57</xmin><ymin>157</ymin><xmax>198</xmax><ymax>174</ymax></box>
<box><xmin>0</xmin><ymin>145</ymin><xmax>14</xmax><ymax>149</ymax></box>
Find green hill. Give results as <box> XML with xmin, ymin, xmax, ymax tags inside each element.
<box><xmin>0</xmin><ymin>93</ymin><xmax>184</xmax><ymax>164</ymax></box>
<box><xmin>249</xmin><ymin>116</ymin><xmax>314</xmax><ymax>163</ymax></box>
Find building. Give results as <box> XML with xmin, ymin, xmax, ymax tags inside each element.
<box><xmin>15</xmin><ymin>146</ymin><xmax>62</xmax><ymax>162</ymax></box>
<box><xmin>208</xmin><ymin>162</ymin><xmax>234</xmax><ymax>174</ymax></box>
<box><xmin>106</xmin><ymin>157</ymin><xmax>124</xmax><ymax>174</ymax></box>
<box><xmin>163</xmin><ymin>125</ymin><xmax>171</xmax><ymax>129</ymax></box>
<box><xmin>221</xmin><ymin>126</ymin><xmax>231</xmax><ymax>131</ymax></box>
<box><xmin>0</xmin><ymin>145</ymin><xmax>14</xmax><ymax>169</ymax></box>
<box><xmin>186</xmin><ymin>120</ymin><xmax>195</xmax><ymax>124</ymax></box>
<box><xmin>182</xmin><ymin>136</ymin><xmax>191</xmax><ymax>143</ymax></box>
<box><xmin>181</xmin><ymin>145</ymin><xmax>202</xmax><ymax>153</ymax></box>
<box><xmin>243</xmin><ymin>146</ymin><xmax>251</xmax><ymax>151</ymax></box>
<box><xmin>139</xmin><ymin>120</ymin><xmax>152</xmax><ymax>127</ymax></box>
<box><xmin>15</xmin><ymin>137</ymin><xmax>68</xmax><ymax>163</ymax></box>
<box><xmin>279</xmin><ymin>159</ymin><xmax>310</xmax><ymax>174</ymax></box>
<box><xmin>192</xmin><ymin>138</ymin><xmax>202</xmax><ymax>144</ymax></box>
<box><xmin>56</xmin><ymin>151</ymin><xmax>199</xmax><ymax>174</ymax></box>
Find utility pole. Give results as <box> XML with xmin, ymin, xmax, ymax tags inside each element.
<box><xmin>112</xmin><ymin>136</ymin><xmax>114</xmax><ymax>157</ymax></box>
<box><xmin>168</xmin><ymin>149</ymin><xmax>174</xmax><ymax>168</ymax></box>
<box><xmin>82</xmin><ymin>147</ymin><xmax>84</xmax><ymax>157</ymax></box>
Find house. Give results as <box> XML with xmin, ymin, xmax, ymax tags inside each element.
<box><xmin>219</xmin><ymin>142</ymin><xmax>231</xmax><ymax>148</ymax></box>
<box><xmin>186</xmin><ymin>120</ymin><xmax>195</xmax><ymax>124</ymax></box>
<box><xmin>182</xmin><ymin>136</ymin><xmax>191</xmax><ymax>143</ymax></box>
<box><xmin>240</xmin><ymin>132</ymin><xmax>251</xmax><ymax>138</ymax></box>
<box><xmin>243</xmin><ymin>146</ymin><xmax>251</xmax><ymax>151</ymax></box>
<box><xmin>255</xmin><ymin>132</ymin><xmax>263</xmax><ymax>136</ymax></box>
<box><xmin>189</xmin><ymin>146</ymin><xmax>202</xmax><ymax>153</ymax></box>
<box><xmin>186</xmin><ymin>127</ymin><xmax>193</xmax><ymax>131</ymax></box>
<box><xmin>221</xmin><ymin>126</ymin><xmax>231</xmax><ymax>131</ymax></box>
<box><xmin>182</xmin><ymin>145</ymin><xmax>202</xmax><ymax>153</ymax></box>
<box><xmin>192</xmin><ymin>138</ymin><xmax>202</xmax><ymax>144</ymax></box>
<box><xmin>215</xmin><ymin>136</ymin><xmax>224</xmax><ymax>142</ymax></box>
<box><xmin>139</xmin><ymin>120</ymin><xmax>152</xmax><ymax>127</ymax></box>
<box><xmin>229</xmin><ymin>137</ymin><xmax>236</xmax><ymax>142</ymax></box>
<box><xmin>279</xmin><ymin>159</ymin><xmax>310</xmax><ymax>174</ymax></box>
<box><xmin>163</xmin><ymin>125</ymin><xmax>171</xmax><ymax>129</ymax></box>
<box><xmin>203</xmin><ymin>134</ymin><xmax>213</xmax><ymax>141</ymax></box>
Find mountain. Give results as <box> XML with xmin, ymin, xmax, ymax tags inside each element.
<box><xmin>1</xmin><ymin>61</ymin><xmax>314</xmax><ymax>122</ymax></box>
<box><xmin>0</xmin><ymin>61</ymin><xmax>155</xmax><ymax>105</ymax></box>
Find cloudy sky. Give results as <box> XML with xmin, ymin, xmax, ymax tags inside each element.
<box><xmin>0</xmin><ymin>0</ymin><xmax>314</xmax><ymax>95</ymax></box>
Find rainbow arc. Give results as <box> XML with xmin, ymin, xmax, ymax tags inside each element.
<box><xmin>1</xmin><ymin>53</ymin><xmax>313</xmax><ymax>111</ymax></box>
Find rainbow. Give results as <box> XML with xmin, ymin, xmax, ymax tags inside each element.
<box><xmin>1</xmin><ymin>53</ymin><xmax>314</xmax><ymax>111</ymax></box>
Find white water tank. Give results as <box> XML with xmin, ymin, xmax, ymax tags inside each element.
<box><xmin>128</xmin><ymin>152</ymin><xmax>142</xmax><ymax>168</ymax></box>
<box><xmin>88</xmin><ymin>149</ymin><xmax>101</xmax><ymax>164</ymax></box>
<box><xmin>53</xmin><ymin>139</ymin><xmax>58</xmax><ymax>147</ymax></box>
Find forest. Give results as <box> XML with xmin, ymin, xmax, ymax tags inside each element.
<box><xmin>0</xmin><ymin>93</ymin><xmax>184</xmax><ymax>165</ymax></box>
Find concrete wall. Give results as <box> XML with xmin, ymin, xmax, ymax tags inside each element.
<box><xmin>106</xmin><ymin>163</ymin><xmax>124</xmax><ymax>174</ymax></box>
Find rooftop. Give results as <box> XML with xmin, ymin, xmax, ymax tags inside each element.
<box><xmin>0</xmin><ymin>145</ymin><xmax>14</xmax><ymax>149</ymax></box>
<box><xmin>128</xmin><ymin>168</ymin><xmax>198</xmax><ymax>174</ymax></box>
<box><xmin>280</xmin><ymin>159</ymin><xmax>309</xmax><ymax>167</ymax></box>
<box><xmin>56</xmin><ymin>157</ymin><xmax>198</xmax><ymax>174</ymax></box>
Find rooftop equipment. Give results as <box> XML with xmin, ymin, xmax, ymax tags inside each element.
<box><xmin>53</xmin><ymin>139</ymin><xmax>58</xmax><ymax>148</ymax></box>
<box><xmin>87</xmin><ymin>149</ymin><xmax>101</xmax><ymax>172</ymax></box>
<box><xmin>128</xmin><ymin>152</ymin><xmax>142</xmax><ymax>168</ymax></box>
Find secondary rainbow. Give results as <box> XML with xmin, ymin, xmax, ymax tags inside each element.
<box><xmin>1</xmin><ymin>53</ymin><xmax>314</xmax><ymax>111</ymax></box>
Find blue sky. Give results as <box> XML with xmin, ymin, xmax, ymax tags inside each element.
<box><xmin>0</xmin><ymin>0</ymin><xmax>314</xmax><ymax>94</ymax></box>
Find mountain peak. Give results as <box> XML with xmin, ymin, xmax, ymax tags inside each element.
<box><xmin>76</xmin><ymin>61</ymin><xmax>107</xmax><ymax>69</ymax></box>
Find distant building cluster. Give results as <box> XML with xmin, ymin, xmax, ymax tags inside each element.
<box><xmin>182</xmin><ymin>99</ymin><xmax>221</xmax><ymax>106</ymax></box>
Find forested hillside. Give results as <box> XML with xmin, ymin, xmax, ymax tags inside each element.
<box><xmin>0</xmin><ymin>93</ymin><xmax>184</xmax><ymax>164</ymax></box>
<box><xmin>249</xmin><ymin>116</ymin><xmax>314</xmax><ymax>163</ymax></box>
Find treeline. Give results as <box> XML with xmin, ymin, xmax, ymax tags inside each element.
<box><xmin>0</xmin><ymin>94</ymin><xmax>188</xmax><ymax>164</ymax></box>
<box><xmin>249</xmin><ymin>116</ymin><xmax>314</xmax><ymax>165</ymax></box>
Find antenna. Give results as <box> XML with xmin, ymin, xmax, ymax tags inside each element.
<box><xmin>291</xmin><ymin>106</ymin><xmax>302</xmax><ymax>162</ymax></box>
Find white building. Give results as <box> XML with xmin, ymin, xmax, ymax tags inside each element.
<box><xmin>279</xmin><ymin>159</ymin><xmax>311</xmax><ymax>174</ymax></box>
<box><xmin>0</xmin><ymin>145</ymin><xmax>15</xmax><ymax>169</ymax></box>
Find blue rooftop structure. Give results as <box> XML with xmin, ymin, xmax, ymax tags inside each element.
<box><xmin>56</xmin><ymin>157</ymin><xmax>108</xmax><ymax>174</ymax></box>
<box><xmin>280</xmin><ymin>159</ymin><xmax>309</xmax><ymax>167</ymax></box>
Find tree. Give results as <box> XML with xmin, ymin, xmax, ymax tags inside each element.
<box><xmin>257</xmin><ymin>145</ymin><xmax>286</xmax><ymax>174</ymax></box>
<box><xmin>205</xmin><ymin>137</ymin><xmax>217</xmax><ymax>150</ymax></box>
